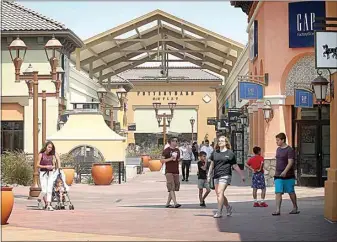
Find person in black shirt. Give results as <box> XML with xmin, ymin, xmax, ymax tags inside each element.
<box><xmin>207</xmin><ymin>136</ymin><xmax>245</xmax><ymax>218</ymax></box>
<box><xmin>197</xmin><ymin>151</ymin><xmax>211</xmax><ymax>207</ymax></box>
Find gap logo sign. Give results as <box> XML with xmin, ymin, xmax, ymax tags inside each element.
<box><xmin>288</xmin><ymin>1</ymin><xmax>326</xmax><ymax>48</ymax></box>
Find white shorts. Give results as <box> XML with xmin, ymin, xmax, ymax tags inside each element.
<box><xmin>214</xmin><ymin>175</ymin><xmax>232</xmax><ymax>185</ymax></box>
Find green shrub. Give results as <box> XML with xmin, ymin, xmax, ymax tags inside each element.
<box><xmin>1</xmin><ymin>151</ymin><xmax>33</xmax><ymax>186</ymax></box>
<box><xmin>59</xmin><ymin>153</ymin><xmax>75</xmax><ymax>168</ymax></box>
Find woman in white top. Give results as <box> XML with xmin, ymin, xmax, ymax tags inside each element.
<box><xmin>179</xmin><ymin>141</ymin><xmax>193</xmax><ymax>182</ymax></box>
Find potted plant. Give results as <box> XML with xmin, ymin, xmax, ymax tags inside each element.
<box><xmin>140</xmin><ymin>147</ymin><xmax>151</xmax><ymax>168</ymax></box>
<box><xmin>60</xmin><ymin>153</ymin><xmax>76</xmax><ymax>186</ymax></box>
<box><xmin>91</xmin><ymin>159</ymin><xmax>114</xmax><ymax>185</ymax></box>
<box><xmin>148</xmin><ymin>146</ymin><xmax>163</xmax><ymax>172</ymax></box>
<box><xmin>1</xmin><ymin>151</ymin><xmax>31</xmax><ymax>225</ymax></box>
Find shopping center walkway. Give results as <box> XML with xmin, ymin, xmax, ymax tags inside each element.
<box><xmin>3</xmin><ymin>167</ymin><xmax>337</xmax><ymax>241</ymax></box>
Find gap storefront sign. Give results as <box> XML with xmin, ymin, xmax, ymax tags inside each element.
<box><xmin>288</xmin><ymin>1</ymin><xmax>326</xmax><ymax>48</ymax></box>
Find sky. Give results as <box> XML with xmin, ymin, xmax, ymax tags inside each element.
<box><xmin>17</xmin><ymin>1</ymin><xmax>248</xmax><ymax>44</ymax></box>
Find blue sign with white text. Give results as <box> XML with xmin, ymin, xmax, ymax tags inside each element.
<box><xmin>239</xmin><ymin>82</ymin><xmax>264</xmax><ymax>100</ymax></box>
<box><xmin>289</xmin><ymin>1</ymin><xmax>326</xmax><ymax>48</ymax></box>
<box><xmin>294</xmin><ymin>89</ymin><xmax>313</xmax><ymax>108</ymax></box>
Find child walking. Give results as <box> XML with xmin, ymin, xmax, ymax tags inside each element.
<box><xmin>245</xmin><ymin>146</ymin><xmax>268</xmax><ymax>207</ymax></box>
<box><xmin>197</xmin><ymin>151</ymin><xmax>211</xmax><ymax>207</ymax></box>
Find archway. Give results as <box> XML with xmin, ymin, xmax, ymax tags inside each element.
<box><xmin>69</xmin><ymin>145</ymin><xmax>105</xmax><ymax>183</ymax></box>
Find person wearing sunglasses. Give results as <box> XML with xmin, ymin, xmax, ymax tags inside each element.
<box><xmin>207</xmin><ymin>136</ymin><xmax>245</xmax><ymax>218</ymax></box>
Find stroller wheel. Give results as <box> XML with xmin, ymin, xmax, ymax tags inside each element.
<box><xmin>69</xmin><ymin>204</ymin><xmax>74</xmax><ymax>210</ymax></box>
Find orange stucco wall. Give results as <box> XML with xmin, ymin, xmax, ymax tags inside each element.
<box><xmin>249</xmin><ymin>1</ymin><xmax>337</xmax><ymax>158</ymax></box>
<box><xmin>1</xmin><ymin>103</ymin><xmax>24</xmax><ymax>121</ymax></box>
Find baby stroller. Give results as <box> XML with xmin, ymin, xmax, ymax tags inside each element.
<box><xmin>51</xmin><ymin>169</ymin><xmax>74</xmax><ymax>210</ymax></box>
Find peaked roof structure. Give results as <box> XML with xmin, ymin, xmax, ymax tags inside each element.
<box><xmin>1</xmin><ymin>0</ymin><xmax>83</xmax><ymax>50</ymax></box>
<box><xmin>71</xmin><ymin>9</ymin><xmax>245</xmax><ymax>85</ymax></box>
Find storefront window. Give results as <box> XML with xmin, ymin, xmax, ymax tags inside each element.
<box><xmin>1</xmin><ymin>121</ymin><xmax>24</xmax><ymax>153</ymax></box>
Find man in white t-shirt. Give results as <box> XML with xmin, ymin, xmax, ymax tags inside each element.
<box><xmin>200</xmin><ymin>140</ymin><xmax>213</xmax><ymax>168</ymax></box>
<box><xmin>200</xmin><ymin>140</ymin><xmax>214</xmax><ymax>160</ymax></box>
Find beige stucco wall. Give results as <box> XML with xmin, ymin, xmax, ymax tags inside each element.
<box><xmin>126</xmin><ymin>81</ymin><xmax>220</xmax><ymax>144</ymax></box>
<box><xmin>2</xmin><ymin>37</ymin><xmax>61</xmax><ymax>153</ymax></box>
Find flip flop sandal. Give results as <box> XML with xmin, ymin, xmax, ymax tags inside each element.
<box><xmin>289</xmin><ymin>210</ymin><xmax>300</xmax><ymax>214</ymax></box>
<box><xmin>272</xmin><ymin>212</ymin><xmax>281</xmax><ymax>216</ymax></box>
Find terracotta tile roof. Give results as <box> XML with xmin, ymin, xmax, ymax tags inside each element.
<box><xmin>1</xmin><ymin>0</ymin><xmax>67</xmax><ymax>31</ymax></box>
<box><xmin>118</xmin><ymin>67</ymin><xmax>222</xmax><ymax>81</ymax></box>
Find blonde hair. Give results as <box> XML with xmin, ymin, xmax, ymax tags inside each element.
<box><xmin>218</xmin><ymin>136</ymin><xmax>231</xmax><ymax>150</ymax></box>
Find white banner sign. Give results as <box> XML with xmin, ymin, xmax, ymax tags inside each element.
<box><xmin>315</xmin><ymin>31</ymin><xmax>337</xmax><ymax>69</ymax></box>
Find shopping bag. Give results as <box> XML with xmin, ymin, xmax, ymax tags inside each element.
<box><xmin>161</xmin><ymin>162</ymin><xmax>166</xmax><ymax>175</ymax></box>
<box><xmin>209</xmin><ymin>171</ymin><xmax>215</xmax><ymax>190</ymax></box>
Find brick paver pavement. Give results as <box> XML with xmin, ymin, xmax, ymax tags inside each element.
<box><xmin>2</xmin><ymin>167</ymin><xmax>337</xmax><ymax>241</ymax></box>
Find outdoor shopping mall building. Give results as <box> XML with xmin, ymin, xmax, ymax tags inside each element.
<box><xmin>221</xmin><ymin>1</ymin><xmax>337</xmax><ymax>221</ymax></box>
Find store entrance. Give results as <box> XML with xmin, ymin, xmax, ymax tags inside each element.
<box><xmin>295</xmin><ymin>105</ymin><xmax>330</xmax><ymax>187</ymax></box>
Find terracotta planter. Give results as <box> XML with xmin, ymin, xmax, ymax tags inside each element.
<box><xmin>141</xmin><ymin>155</ymin><xmax>151</xmax><ymax>168</ymax></box>
<box><xmin>149</xmin><ymin>159</ymin><xmax>162</xmax><ymax>172</ymax></box>
<box><xmin>61</xmin><ymin>167</ymin><xmax>75</xmax><ymax>186</ymax></box>
<box><xmin>1</xmin><ymin>187</ymin><xmax>14</xmax><ymax>225</ymax></box>
<box><xmin>91</xmin><ymin>163</ymin><xmax>114</xmax><ymax>185</ymax></box>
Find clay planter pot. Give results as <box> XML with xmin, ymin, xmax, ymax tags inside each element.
<box><xmin>61</xmin><ymin>167</ymin><xmax>75</xmax><ymax>186</ymax></box>
<box><xmin>1</xmin><ymin>187</ymin><xmax>14</xmax><ymax>225</ymax></box>
<box><xmin>141</xmin><ymin>155</ymin><xmax>151</xmax><ymax>168</ymax></box>
<box><xmin>149</xmin><ymin>159</ymin><xmax>162</xmax><ymax>172</ymax></box>
<box><xmin>91</xmin><ymin>163</ymin><xmax>114</xmax><ymax>185</ymax></box>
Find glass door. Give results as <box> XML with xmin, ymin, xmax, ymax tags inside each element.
<box><xmin>297</xmin><ymin>123</ymin><xmax>319</xmax><ymax>186</ymax></box>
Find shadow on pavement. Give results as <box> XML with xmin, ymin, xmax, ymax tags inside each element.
<box><xmin>215</xmin><ymin>196</ymin><xmax>337</xmax><ymax>241</ymax></box>
<box><xmin>122</xmin><ymin>196</ymin><xmax>337</xmax><ymax>241</ymax></box>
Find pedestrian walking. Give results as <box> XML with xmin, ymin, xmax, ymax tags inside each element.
<box><xmin>207</xmin><ymin>136</ymin><xmax>245</xmax><ymax>218</ymax></box>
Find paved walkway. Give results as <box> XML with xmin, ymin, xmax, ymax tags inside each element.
<box><xmin>3</xmin><ymin>167</ymin><xmax>337</xmax><ymax>241</ymax></box>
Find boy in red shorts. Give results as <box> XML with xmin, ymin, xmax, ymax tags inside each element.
<box><xmin>245</xmin><ymin>146</ymin><xmax>268</xmax><ymax>207</ymax></box>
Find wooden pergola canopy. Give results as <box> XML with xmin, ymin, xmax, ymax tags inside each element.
<box><xmin>71</xmin><ymin>9</ymin><xmax>245</xmax><ymax>83</ymax></box>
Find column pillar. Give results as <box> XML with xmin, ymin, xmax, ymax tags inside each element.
<box><xmin>324</xmin><ymin>72</ymin><xmax>337</xmax><ymax>222</ymax></box>
<box><xmin>252</xmin><ymin>103</ymin><xmax>258</xmax><ymax>149</ymax></box>
<box><xmin>257</xmin><ymin>100</ymin><xmax>265</xmax><ymax>156</ymax></box>
<box><xmin>248</xmin><ymin>112</ymin><xmax>254</xmax><ymax>154</ymax></box>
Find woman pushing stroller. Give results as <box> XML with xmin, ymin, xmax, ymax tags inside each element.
<box><xmin>37</xmin><ymin>141</ymin><xmax>61</xmax><ymax>211</ymax></box>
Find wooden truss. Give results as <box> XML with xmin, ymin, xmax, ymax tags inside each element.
<box><xmin>72</xmin><ymin>10</ymin><xmax>245</xmax><ymax>84</ymax></box>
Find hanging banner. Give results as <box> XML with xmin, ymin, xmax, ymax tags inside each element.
<box><xmin>238</xmin><ymin>82</ymin><xmax>264</xmax><ymax>100</ymax></box>
<box><xmin>294</xmin><ymin>89</ymin><xmax>314</xmax><ymax>108</ymax></box>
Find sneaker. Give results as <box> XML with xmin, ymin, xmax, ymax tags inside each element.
<box><xmin>260</xmin><ymin>202</ymin><xmax>268</xmax><ymax>207</ymax></box>
<box><xmin>253</xmin><ymin>202</ymin><xmax>260</xmax><ymax>207</ymax></box>
<box><xmin>213</xmin><ymin>211</ymin><xmax>222</xmax><ymax>218</ymax></box>
<box><xmin>226</xmin><ymin>205</ymin><xmax>233</xmax><ymax>216</ymax></box>
<box><xmin>46</xmin><ymin>206</ymin><xmax>54</xmax><ymax>211</ymax></box>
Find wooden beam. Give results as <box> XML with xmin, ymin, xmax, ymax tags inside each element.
<box><xmin>92</xmin><ymin>42</ymin><xmax>159</xmax><ymax>73</ymax></box>
<box><xmin>81</xmin><ymin>27</ymin><xmax>159</xmax><ymax>66</ymax></box>
<box><xmin>162</xmin><ymin>27</ymin><xmax>237</xmax><ymax>62</ymax></box>
<box><xmin>100</xmin><ymin>53</ymin><xmax>157</xmax><ymax>80</ymax></box>
<box><xmin>169</xmin><ymin>51</ymin><xmax>227</xmax><ymax>78</ymax></box>
<box><xmin>159</xmin><ymin>15</ymin><xmax>243</xmax><ymax>52</ymax></box>
<box><xmin>166</xmin><ymin>41</ymin><xmax>232</xmax><ymax>72</ymax></box>
<box><xmin>84</xmin><ymin>15</ymin><xmax>159</xmax><ymax>48</ymax></box>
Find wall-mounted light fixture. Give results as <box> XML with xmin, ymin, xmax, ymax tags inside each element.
<box><xmin>262</xmin><ymin>100</ymin><xmax>274</xmax><ymax>123</ymax></box>
<box><xmin>311</xmin><ymin>69</ymin><xmax>334</xmax><ymax>103</ymax></box>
